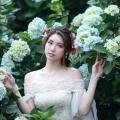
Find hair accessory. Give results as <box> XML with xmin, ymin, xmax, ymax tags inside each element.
<box><xmin>70</xmin><ymin>32</ymin><xmax>76</xmax><ymax>54</ymax></box>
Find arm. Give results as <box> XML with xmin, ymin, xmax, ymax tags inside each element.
<box><xmin>78</xmin><ymin>57</ymin><xmax>105</xmax><ymax>115</ymax></box>
<box><xmin>2</xmin><ymin>71</ymin><xmax>35</xmax><ymax>114</ymax></box>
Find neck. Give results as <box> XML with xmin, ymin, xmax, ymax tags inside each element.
<box><xmin>45</xmin><ymin>60</ymin><xmax>65</xmax><ymax>72</ymax></box>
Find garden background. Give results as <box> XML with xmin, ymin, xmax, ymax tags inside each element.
<box><xmin>0</xmin><ymin>0</ymin><xmax>120</xmax><ymax>120</ymax></box>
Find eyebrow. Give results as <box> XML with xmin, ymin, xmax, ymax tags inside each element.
<box><xmin>48</xmin><ymin>39</ymin><xmax>64</xmax><ymax>45</ymax></box>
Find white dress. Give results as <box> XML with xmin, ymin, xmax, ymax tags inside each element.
<box><xmin>24</xmin><ymin>79</ymin><xmax>98</xmax><ymax>120</ymax></box>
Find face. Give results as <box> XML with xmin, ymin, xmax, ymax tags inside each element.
<box><xmin>45</xmin><ymin>34</ymin><xmax>65</xmax><ymax>62</ymax></box>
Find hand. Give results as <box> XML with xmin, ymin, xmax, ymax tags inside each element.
<box><xmin>91</xmin><ymin>56</ymin><xmax>105</xmax><ymax>81</ymax></box>
<box><xmin>0</xmin><ymin>69</ymin><xmax>16</xmax><ymax>90</ymax></box>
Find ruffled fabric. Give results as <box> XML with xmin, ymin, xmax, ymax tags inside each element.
<box><xmin>24</xmin><ymin>79</ymin><xmax>98</xmax><ymax>120</ymax></box>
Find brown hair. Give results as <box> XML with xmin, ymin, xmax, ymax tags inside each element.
<box><xmin>43</xmin><ymin>26</ymin><xmax>75</xmax><ymax>67</ymax></box>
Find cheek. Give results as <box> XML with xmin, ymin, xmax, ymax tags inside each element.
<box><xmin>58</xmin><ymin>49</ymin><xmax>65</xmax><ymax>57</ymax></box>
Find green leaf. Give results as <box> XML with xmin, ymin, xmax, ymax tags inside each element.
<box><xmin>61</xmin><ymin>16</ymin><xmax>68</xmax><ymax>26</ymax></box>
<box><xmin>93</xmin><ymin>44</ymin><xmax>107</xmax><ymax>54</ymax></box>
<box><xmin>43</xmin><ymin>106</ymin><xmax>55</xmax><ymax>119</ymax></box>
<box><xmin>104</xmin><ymin>62</ymin><xmax>113</xmax><ymax>74</ymax></box>
<box><xmin>80</xmin><ymin>52</ymin><xmax>93</xmax><ymax>63</ymax></box>
<box><xmin>17</xmin><ymin>32</ymin><xmax>31</xmax><ymax>41</ymax></box>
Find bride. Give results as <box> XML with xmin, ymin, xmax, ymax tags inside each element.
<box><xmin>1</xmin><ymin>26</ymin><xmax>105</xmax><ymax>120</ymax></box>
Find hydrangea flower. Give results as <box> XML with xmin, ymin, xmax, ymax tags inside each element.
<box><xmin>52</xmin><ymin>22</ymin><xmax>63</xmax><ymax>28</ymax></box>
<box><xmin>75</xmin><ymin>25</ymin><xmax>103</xmax><ymax>51</ymax></box>
<box><xmin>8</xmin><ymin>40</ymin><xmax>31</xmax><ymax>62</ymax></box>
<box><xmin>0</xmin><ymin>0</ymin><xmax>12</xmax><ymax>5</ymax></box>
<box><xmin>1</xmin><ymin>52</ymin><xmax>15</xmax><ymax>73</ymax></box>
<box><xmin>104</xmin><ymin>39</ymin><xmax>119</xmax><ymax>54</ymax></box>
<box><xmin>85</xmin><ymin>6</ymin><xmax>103</xmax><ymax>15</ymax></box>
<box><xmin>28</xmin><ymin>17</ymin><xmax>47</xmax><ymax>39</ymax></box>
<box><xmin>104</xmin><ymin>5</ymin><xmax>119</xmax><ymax>16</ymax></box>
<box><xmin>71</xmin><ymin>14</ymin><xmax>84</xmax><ymax>27</ymax></box>
<box><xmin>14</xmin><ymin>116</ymin><xmax>28</xmax><ymax>120</ymax></box>
<box><xmin>82</xmin><ymin>14</ymin><xmax>103</xmax><ymax>27</ymax></box>
<box><xmin>0</xmin><ymin>82</ymin><xmax>6</xmax><ymax>101</ymax></box>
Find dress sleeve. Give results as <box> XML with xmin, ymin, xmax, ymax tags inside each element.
<box><xmin>22</xmin><ymin>83</ymin><xmax>34</xmax><ymax>102</ymax></box>
<box><xmin>71</xmin><ymin>89</ymin><xmax>98</xmax><ymax>120</ymax></box>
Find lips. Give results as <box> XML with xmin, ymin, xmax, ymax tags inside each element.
<box><xmin>48</xmin><ymin>53</ymin><xmax>55</xmax><ymax>57</ymax></box>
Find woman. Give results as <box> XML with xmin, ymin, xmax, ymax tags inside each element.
<box><xmin>1</xmin><ymin>26</ymin><xmax>105</xmax><ymax>120</ymax></box>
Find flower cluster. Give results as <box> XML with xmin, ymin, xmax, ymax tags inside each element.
<box><xmin>71</xmin><ymin>4</ymin><xmax>120</xmax><ymax>56</ymax></box>
<box><xmin>8</xmin><ymin>40</ymin><xmax>31</xmax><ymax>62</ymax></box>
<box><xmin>1</xmin><ymin>39</ymin><xmax>30</xmax><ymax>72</ymax></box>
<box><xmin>75</xmin><ymin>25</ymin><xmax>103</xmax><ymax>51</ymax></box>
<box><xmin>28</xmin><ymin>17</ymin><xmax>47</xmax><ymax>39</ymax></box>
<box><xmin>0</xmin><ymin>0</ymin><xmax>12</xmax><ymax>5</ymax></box>
<box><xmin>104</xmin><ymin>5</ymin><xmax>119</xmax><ymax>16</ymax></box>
<box><xmin>104</xmin><ymin>35</ymin><xmax>120</xmax><ymax>56</ymax></box>
<box><xmin>0</xmin><ymin>82</ymin><xmax>6</xmax><ymax>101</ymax></box>
<box><xmin>1</xmin><ymin>52</ymin><xmax>15</xmax><ymax>72</ymax></box>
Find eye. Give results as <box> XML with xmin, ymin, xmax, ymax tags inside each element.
<box><xmin>58</xmin><ymin>44</ymin><xmax>64</xmax><ymax>48</ymax></box>
<box><xmin>47</xmin><ymin>41</ymin><xmax>53</xmax><ymax>45</ymax></box>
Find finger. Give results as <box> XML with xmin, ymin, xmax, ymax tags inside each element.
<box><xmin>102</xmin><ymin>60</ymin><xmax>106</xmax><ymax>67</ymax></box>
<box><xmin>0</xmin><ymin>69</ymin><xmax>7</xmax><ymax>75</ymax></box>
<box><xmin>95</xmin><ymin>56</ymin><xmax>99</xmax><ymax>62</ymax></box>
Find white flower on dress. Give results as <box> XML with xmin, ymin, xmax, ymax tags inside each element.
<box><xmin>0</xmin><ymin>82</ymin><xmax>6</xmax><ymax>101</ymax></box>
<box><xmin>28</xmin><ymin>17</ymin><xmax>47</xmax><ymax>39</ymax></box>
<box><xmin>104</xmin><ymin>5</ymin><xmax>119</xmax><ymax>16</ymax></box>
<box><xmin>8</xmin><ymin>40</ymin><xmax>31</xmax><ymax>62</ymax></box>
<box><xmin>14</xmin><ymin>116</ymin><xmax>28</xmax><ymax>120</ymax></box>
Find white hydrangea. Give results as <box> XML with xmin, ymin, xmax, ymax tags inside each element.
<box><xmin>0</xmin><ymin>0</ymin><xmax>12</xmax><ymax>5</ymax></box>
<box><xmin>75</xmin><ymin>25</ymin><xmax>103</xmax><ymax>51</ymax></box>
<box><xmin>104</xmin><ymin>5</ymin><xmax>119</xmax><ymax>16</ymax></box>
<box><xmin>52</xmin><ymin>22</ymin><xmax>63</xmax><ymax>28</ymax></box>
<box><xmin>0</xmin><ymin>82</ymin><xmax>6</xmax><ymax>101</ymax></box>
<box><xmin>28</xmin><ymin>17</ymin><xmax>47</xmax><ymax>39</ymax></box>
<box><xmin>71</xmin><ymin>14</ymin><xmax>84</xmax><ymax>27</ymax></box>
<box><xmin>82</xmin><ymin>14</ymin><xmax>103</xmax><ymax>27</ymax></box>
<box><xmin>104</xmin><ymin>39</ymin><xmax>119</xmax><ymax>54</ymax></box>
<box><xmin>114</xmin><ymin>35</ymin><xmax>120</xmax><ymax>45</ymax></box>
<box><xmin>79</xmin><ymin>63</ymin><xmax>91</xmax><ymax>89</ymax></box>
<box><xmin>85</xmin><ymin>6</ymin><xmax>103</xmax><ymax>15</ymax></box>
<box><xmin>14</xmin><ymin>116</ymin><xmax>28</xmax><ymax>120</ymax></box>
<box><xmin>83</xmin><ymin>36</ymin><xmax>103</xmax><ymax>51</ymax></box>
<box><xmin>1</xmin><ymin>52</ymin><xmax>15</xmax><ymax>73</ymax></box>
<box><xmin>8</xmin><ymin>40</ymin><xmax>31</xmax><ymax>62</ymax></box>
<box><xmin>77</xmin><ymin>25</ymin><xmax>99</xmax><ymax>36</ymax></box>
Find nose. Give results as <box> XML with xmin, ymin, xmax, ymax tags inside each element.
<box><xmin>50</xmin><ymin>44</ymin><xmax>56</xmax><ymax>51</ymax></box>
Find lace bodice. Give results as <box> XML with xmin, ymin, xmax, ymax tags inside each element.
<box><xmin>24</xmin><ymin>79</ymin><xmax>98</xmax><ymax>120</ymax></box>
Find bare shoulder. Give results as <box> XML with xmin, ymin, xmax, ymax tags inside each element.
<box><xmin>67</xmin><ymin>67</ymin><xmax>83</xmax><ymax>80</ymax></box>
<box><xmin>24</xmin><ymin>69</ymin><xmax>43</xmax><ymax>83</ymax></box>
